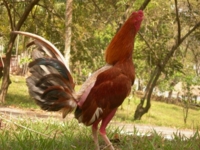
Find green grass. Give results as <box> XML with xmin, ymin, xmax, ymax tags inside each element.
<box><xmin>5</xmin><ymin>75</ymin><xmax>39</xmax><ymax>109</ymax></box>
<box><xmin>2</xmin><ymin>75</ymin><xmax>200</xmax><ymax>129</ymax></box>
<box><xmin>0</xmin><ymin>116</ymin><xmax>199</xmax><ymax>150</ymax></box>
<box><xmin>1</xmin><ymin>76</ymin><xmax>200</xmax><ymax>149</ymax></box>
<box><xmin>0</xmin><ymin>118</ymin><xmax>94</xmax><ymax>150</ymax></box>
<box><xmin>116</xmin><ymin>97</ymin><xmax>200</xmax><ymax>129</ymax></box>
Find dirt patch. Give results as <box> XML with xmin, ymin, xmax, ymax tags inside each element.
<box><xmin>0</xmin><ymin>106</ymin><xmax>62</xmax><ymax>119</ymax></box>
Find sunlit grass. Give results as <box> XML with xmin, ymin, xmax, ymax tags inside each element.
<box><xmin>116</xmin><ymin>95</ymin><xmax>200</xmax><ymax>129</ymax></box>
<box><xmin>1</xmin><ymin>75</ymin><xmax>200</xmax><ymax>129</ymax></box>
<box><xmin>0</xmin><ymin>117</ymin><xmax>94</xmax><ymax>150</ymax></box>
<box><xmin>4</xmin><ymin>75</ymin><xmax>39</xmax><ymax>109</ymax></box>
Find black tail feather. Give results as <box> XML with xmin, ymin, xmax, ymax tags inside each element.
<box><xmin>11</xmin><ymin>31</ymin><xmax>77</xmax><ymax>117</ymax></box>
<box><xmin>26</xmin><ymin>58</ymin><xmax>76</xmax><ymax>114</ymax></box>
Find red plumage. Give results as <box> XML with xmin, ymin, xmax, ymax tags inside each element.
<box><xmin>12</xmin><ymin>10</ymin><xmax>143</xmax><ymax>150</ymax></box>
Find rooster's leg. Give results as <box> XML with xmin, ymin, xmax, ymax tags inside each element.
<box><xmin>99</xmin><ymin>108</ymin><xmax>117</xmax><ymax>150</ymax></box>
<box><xmin>92</xmin><ymin>119</ymin><xmax>101</xmax><ymax>150</ymax></box>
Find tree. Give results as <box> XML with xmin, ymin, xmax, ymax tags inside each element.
<box><xmin>70</xmin><ymin>0</ymin><xmax>146</xmax><ymax>83</ymax></box>
<box><xmin>64</xmin><ymin>0</ymin><xmax>73</xmax><ymax>70</ymax></box>
<box><xmin>134</xmin><ymin>0</ymin><xmax>200</xmax><ymax>120</ymax></box>
<box><xmin>0</xmin><ymin>0</ymin><xmax>40</xmax><ymax>103</ymax></box>
<box><xmin>0</xmin><ymin>0</ymin><xmax>198</xmax><ymax>123</ymax></box>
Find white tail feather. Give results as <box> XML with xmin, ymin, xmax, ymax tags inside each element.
<box><xmin>12</xmin><ymin>31</ymin><xmax>67</xmax><ymax>68</ymax></box>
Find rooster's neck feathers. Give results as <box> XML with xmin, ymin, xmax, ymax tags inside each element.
<box><xmin>105</xmin><ymin>10</ymin><xmax>143</xmax><ymax>65</ymax></box>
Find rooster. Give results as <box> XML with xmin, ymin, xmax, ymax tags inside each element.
<box><xmin>12</xmin><ymin>10</ymin><xmax>143</xmax><ymax>150</ymax></box>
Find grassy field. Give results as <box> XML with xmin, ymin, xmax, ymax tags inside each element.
<box><xmin>0</xmin><ymin>76</ymin><xmax>200</xmax><ymax>150</ymax></box>
<box><xmin>4</xmin><ymin>75</ymin><xmax>200</xmax><ymax>129</ymax></box>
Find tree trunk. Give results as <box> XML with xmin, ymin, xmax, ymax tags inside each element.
<box><xmin>137</xmin><ymin>78</ymin><xmax>143</xmax><ymax>91</ymax></box>
<box><xmin>0</xmin><ymin>0</ymin><xmax>40</xmax><ymax>103</ymax></box>
<box><xmin>0</xmin><ymin>40</ymin><xmax>14</xmax><ymax>103</ymax></box>
<box><xmin>64</xmin><ymin>0</ymin><xmax>73</xmax><ymax>71</ymax></box>
<box><xmin>134</xmin><ymin>67</ymin><xmax>161</xmax><ymax>120</ymax></box>
<box><xmin>167</xmin><ymin>81</ymin><xmax>177</xmax><ymax>103</ymax></box>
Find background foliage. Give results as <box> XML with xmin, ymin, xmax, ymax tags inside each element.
<box><xmin>0</xmin><ymin>0</ymin><xmax>199</xmax><ymax>103</ymax></box>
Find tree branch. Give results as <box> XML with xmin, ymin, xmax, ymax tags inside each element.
<box><xmin>162</xmin><ymin>21</ymin><xmax>200</xmax><ymax>66</ymax></box>
<box><xmin>3</xmin><ymin>0</ymin><xmax>14</xmax><ymax>30</ymax></box>
<box><xmin>91</xmin><ymin>0</ymin><xmax>102</xmax><ymax>14</ymax></box>
<box><xmin>15</xmin><ymin>0</ymin><xmax>40</xmax><ymax>30</ymax></box>
<box><xmin>180</xmin><ymin>21</ymin><xmax>200</xmax><ymax>44</ymax></box>
<box><xmin>138</xmin><ymin>32</ymin><xmax>153</xmax><ymax>52</ymax></box>
<box><xmin>174</xmin><ymin>0</ymin><xmax>181</xmax><ymax>43</ymax></box>
<box><xmin>139</xmin><ymin>0</ymin><xmax>151</xmax><ymax>10</ymax></box>
<box><xmin>36</xmin><ymin>3</ymin><xmax>64</xmax><ymax>21</ymax></box>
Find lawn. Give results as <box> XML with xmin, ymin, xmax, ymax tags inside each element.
<box><xmin>4</xmin><ymin>75</ymin><xmax>200</xmax><ymax>129</ymax></box>
<box><xmin>0</xmin><ymin>76</ymin><xmax>200</xmax><ymax>150</ymax></box>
